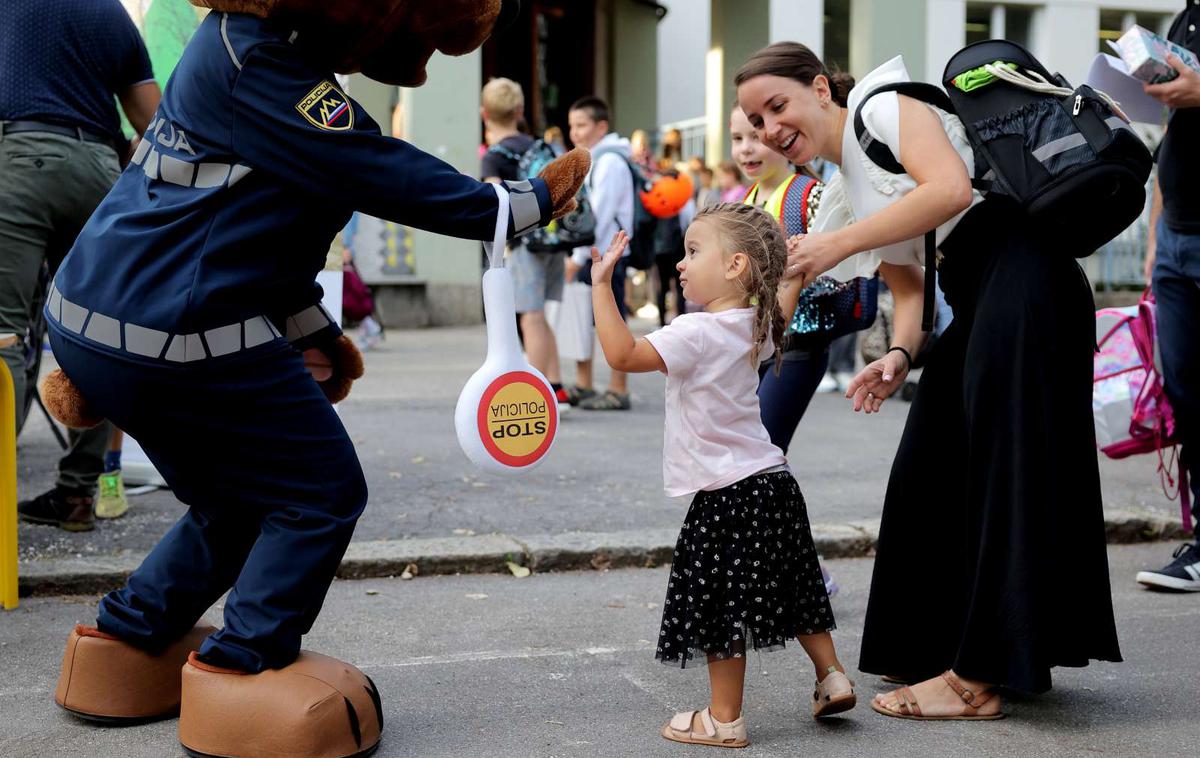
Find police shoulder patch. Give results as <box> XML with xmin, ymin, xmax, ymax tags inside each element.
<box><xmin>296</xmin><ymin>81</ymin><xmax>354</xmax><ymax>132</ymax></box>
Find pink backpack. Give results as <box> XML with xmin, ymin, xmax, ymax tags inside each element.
<box><xmin>1093</xmin><ymin>290</ymin><xmax>1191</xmax><ymax>530</ymax></box>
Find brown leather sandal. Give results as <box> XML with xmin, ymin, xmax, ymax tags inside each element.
<box><xmin>870</xmin><ymin>671</ymin><xmax>1005</xmax><ymax>721</ymax></box>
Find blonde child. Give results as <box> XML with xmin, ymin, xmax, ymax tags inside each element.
<box><xmin>730</xmin><ymin>106</ymin><xmax>789</xmax><ymax>210</ymax></box>
<box><xmin>589</xmin><ymin>205</ymin><xmax>855</xmax><ymax>749</ymax></box>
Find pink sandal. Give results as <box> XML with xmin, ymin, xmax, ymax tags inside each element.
<box><xmin>812</xmin><ymin>667</ymin><xmax>857</xmax><ymax>718</ymax></box>
<box><xmin>660</xmin><ymin>707</ymin><xmax>749</xmax><ymax>748</ymax></box>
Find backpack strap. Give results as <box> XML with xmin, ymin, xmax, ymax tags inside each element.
<box><xmin>486</xmin><ymin>144</ymin><xmax>523</xmax><ymax>164</ymax></box>
<box><xmin>852</xmin><ymin>81</ymin><xmax>955</xmax><ymax>176</ymax></box>
<box><xmin>778</xmin><ymin>174</ymin><xmax>818</xmax><ymax>237</ymax></box>
<box><xmin>852</xmin><ymin>82</ymin><xmax>953</xmax><ymax>334</ymax></box>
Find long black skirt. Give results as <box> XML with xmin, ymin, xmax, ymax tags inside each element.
<box><xmin>656</xmin><ymin>470</ymin><xmax>835</xmax><ymax>669</ymax></box>
<box><xmin>858</xmin><ymin>199</ymin><xmax>1121</xmax><ymax>694</ymax></box>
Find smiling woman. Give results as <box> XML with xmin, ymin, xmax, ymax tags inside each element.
<box><xmin>734</xmin><ymin>41</ymin><xmax>1122</xmax><ymax>720</ymax></box>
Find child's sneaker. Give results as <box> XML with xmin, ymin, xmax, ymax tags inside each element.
<box><xmin>821</xmin><ymin>565</ymin><xmax>839</xmax><ymax>598</ymax></box>
<box><xmin>355</xmin><ymin>316</ymin><xmax>383</xmax><ymax>351</ymax></box>
<box><xmin>555</xmin><ymin>386</ymin><xmax>571</xmax><ymax>415</ymax></box>
<box><xmin>95</xmin><ymin>470</ymin><xmax>130</xmax><ymax>520</ymax></box>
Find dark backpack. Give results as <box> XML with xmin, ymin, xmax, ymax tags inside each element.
<box><xmin>653</xmin><ymin>213</ymin><xmax>685</xmax><ymax>258</ymax></box>
<box><xmin>590</xmin><ymin>146</ymin><xmax>658</xmax><ymax>270</ymax></box>
<box><xmin>488</xmin><ymin>139</ymin><xmax>595</xmax><ymax>253</ymax></box>
<box><xmin>854</xmin><ymin>39</ymin><xmax>1153</xmax><ymax>330</ymax></box>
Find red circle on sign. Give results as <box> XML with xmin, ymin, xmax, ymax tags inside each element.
<box><xmin>476</xmin><ymin>371</ymin><xmax>558</xmax><ymax>468</ymax></box>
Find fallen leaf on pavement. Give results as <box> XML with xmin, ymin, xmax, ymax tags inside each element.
<box><xmin>590</xmin><ymin>553</ymin><xmax>613</xmax><ymax>571</ymax></box>
<box><xmin>465</xmin><ymin>593</ymin><xmax>488</xmax><ymax>600</ymax></box>
<box><xmin>400</xmin><ymin>562</ymin><xmax>419</xmax><ymax>580</ymax></box>
<box><xmin>365</xmin><ymin>589</ymin><xmax>380</xmax><ymax>596</ymax></box>
<box><xmin>506</xmin><ymin>561</ymin><xmax>532</xmax><ymax>578</ymax></box>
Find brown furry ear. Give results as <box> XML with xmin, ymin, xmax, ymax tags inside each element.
<box><xmin>538</xmin><ymin>148</ymin><xmax>591</xmax><ymax>219</ymax></box>
<box><xmin>39</xmin><ymin>369</ymin><xmax>104</xmax><ymax>429</ymax></box>
<box><xmin>318</xmin><ymin>335</ymin><xmax>365</xmax><ymax>403</ymax></box>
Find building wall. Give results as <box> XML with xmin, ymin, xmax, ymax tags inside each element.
<box><xmin>611</xmin><ymin>0</ymin><xmax>663</xmax><ymax>136</ymax></box>
<box><xmin>350</xmin><ymin>54</ymin><xmax>486</xmax><ymax>327</ymax></box>
<box><xmin>657</xmin><ymin>0</ymin><xmax>710</xmax><ymax>126</ymax></box>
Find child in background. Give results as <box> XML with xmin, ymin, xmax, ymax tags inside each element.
<box><xmin>715</xmin><ymin>161</ymin><xmax>745</xmax><ymax>205</ymax></box>
<box><xmin>696</xmin><ymin>166</ymin><xmax>722</xmax><ymax>209</ymax></box>
<box><xmin>589</xmin><ymin>206</ymin><xmax>856</xmax><ymax>749</ymax></box>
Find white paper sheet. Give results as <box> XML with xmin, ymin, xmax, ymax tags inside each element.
<box><xmin>1087</xmin><ymin>53</ymin><xmax>1166</xmax><ymax>125</ymax></box>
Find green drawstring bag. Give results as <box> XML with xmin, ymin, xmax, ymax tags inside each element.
<box><xmin>952</xmin><ymin>61</ymin><xmax>1017</xmax><ymax>92</ymax></box>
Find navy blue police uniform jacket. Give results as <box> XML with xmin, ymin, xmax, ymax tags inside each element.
<box><xmin>48</xmin><ymin>12</ymin><xmax>551</xmax><ymax>364</ymax></box>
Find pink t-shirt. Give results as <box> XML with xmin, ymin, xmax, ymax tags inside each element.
<box><xmin>645</xmin><ymin>308</ymin><xmax>787</xmax><ymax>497</ymax></box>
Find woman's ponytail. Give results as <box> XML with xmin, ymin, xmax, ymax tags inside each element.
<box><xmin>829</xmin><ymin>71</ymin><xmax>855</xmax><ymax>107</ymax></box>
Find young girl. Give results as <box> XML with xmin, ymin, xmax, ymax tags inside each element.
<box><xmin>590</xmin><ymin>206</ymin><xmax>856</xmax><ymax>749</ymax></box>
<box><xmin>730</xmin><ymin>105</ymin><xmax>788</xmax><ymax>210</ymax></box>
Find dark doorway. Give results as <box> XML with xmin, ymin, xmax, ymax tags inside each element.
<box><xmin>481</xmin><ymin>0</ymin><xmax>596</xmax><ymax>140</ymax></box>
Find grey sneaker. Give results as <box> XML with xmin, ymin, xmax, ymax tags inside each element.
<box><xmin>579</xmin><ymin>390</ymin><xmax>631</xmax><ymax>411</ymax></box>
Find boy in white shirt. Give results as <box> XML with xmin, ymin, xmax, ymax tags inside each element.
<box><xmin>564</xmin><ymin>96</ymin><xmax>634</xmax><ymax>410</ymax></box>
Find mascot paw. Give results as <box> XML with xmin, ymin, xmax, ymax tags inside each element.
<box><xmin>539</xmin><ymin>147</ymin><xmax>591</xmax><ymax>219</ymax></box>
<box><xmin>39</xmin><ymin>369</ymin><xmax>103</xmax><ymax>429</ymax></box>
<box><xmin>56</xmin><ymin>623</ymin><xmax>216</xmax><ymax>723</ymax></box>
<box><xmin>180</xmin><ymin>650</ymin><xmax>383</xmax><ymax>758</ymax></box>
<box><xmin>312</xmin><ymin>335</ymin><xmax>364</xmax><ymax>404</ymax></box>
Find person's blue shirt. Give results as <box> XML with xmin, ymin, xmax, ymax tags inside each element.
<box><xmin>0</xmin><ymin>0</ymin><xmax>154</xmax><ymax>144</ymax></box>
<box><xmin>51</xmin><ymin>12</ymin><xmax>551</xmax><ymax>363</ymax></box>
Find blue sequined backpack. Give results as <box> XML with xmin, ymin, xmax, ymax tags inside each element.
<box><xmin>778</xmin><ymin>173</ymin><xmax>879</xmax><ymax>342</ymax></box>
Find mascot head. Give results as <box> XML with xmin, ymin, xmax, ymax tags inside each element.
<box><xmin>190</xmin><ymin>0</ymin><xmax>520</xmax><ymax>85</ymax></box>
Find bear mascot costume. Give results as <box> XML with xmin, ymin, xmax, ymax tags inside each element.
<box><xmin>41</xmin><ymin>1</ymin><xmax>588</xmax><ymax>755</ymax></box>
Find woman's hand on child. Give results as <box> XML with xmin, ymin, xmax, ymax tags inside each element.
<box><xmin>785</xmin><ymin>231</ymin><xmax>845</xmax><ymax>284</ymax></box>
<box><xmin>784</xmin><ymin>235</ymin><xmax>805</xmax><ymax>281</ymax></box>
<box><xmin>589</xmin><ymin>230</ymin><xmax>629</xmax><ymax>285</ymax></box>
<box><xmin>845</xmin><ymin>350</ymin><xmax>909</xmax><ymax>414</ymax></box>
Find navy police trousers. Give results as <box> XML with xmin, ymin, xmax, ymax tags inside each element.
<box><xmin>49</xmin><ymin>329</ymin><xmax>368</xmax><ymax>672</ymax></box>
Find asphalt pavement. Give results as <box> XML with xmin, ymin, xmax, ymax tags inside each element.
<box><xmin>0</xmin><ymin>543</ymin><xmax>1194</xmax><ymax>758</ymax></box>
<box><xmin>15</xmin><ymin>320</ymin><xmax>1181</xmax><ymax>565</ymax></box>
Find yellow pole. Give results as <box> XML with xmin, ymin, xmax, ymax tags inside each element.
<box><xmin>0</xmin><ymin>333</ymin><xmax>18</xmax><ymax>609</ymax></box>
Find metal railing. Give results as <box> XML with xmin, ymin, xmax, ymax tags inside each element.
<box><xmin>659</xmin><ymin>116</ymin><xmax>708</xmax><ymax>164</ymax></box>
<box><xmin>1095</xmin><ymin>176</ymin><xmax>1154</xmax><ymax>291</ymax></box>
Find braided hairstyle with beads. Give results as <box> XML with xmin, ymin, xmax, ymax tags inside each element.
<box><xmin>692</xmin><ymin>202</ymin><xmax>787</xmax><ymax>374</ymax></box>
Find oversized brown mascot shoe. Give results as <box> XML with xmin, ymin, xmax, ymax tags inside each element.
<box><xmin>55</xmin><ymin>623</ymin><xmax>217</xmax><ymax>723</ymax></box>
<box><xmin>180</xmin><ymin>651</ymin><xmax>383</xmax><ymax>758</ymax></box>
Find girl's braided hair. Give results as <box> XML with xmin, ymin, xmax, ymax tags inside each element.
<box><xmin>692</xmin><ymin>202</ymin><xmax>787</xmax><ymax>374</ymax></box>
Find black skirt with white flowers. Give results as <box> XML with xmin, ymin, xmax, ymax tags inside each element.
<box><xmin>656</xmin><ymin>469</ymin><xmax>835</xmax><ymax>669</ymax></box>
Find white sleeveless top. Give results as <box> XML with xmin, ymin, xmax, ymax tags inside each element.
<box><xmin>822</xmin><ymin>56</ymin><xmax>984</xmax><ymax>283</ymax></box>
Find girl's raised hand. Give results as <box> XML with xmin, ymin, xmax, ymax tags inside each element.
<box><xmin>845</xmin><ymin>350</ymin><xmax>909</xmax><ymax>414</ymax></box>
<box><xmin>589</xmin><ymin>230</ymin><xmax>629</xmax><ymax>285</ymax></box>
